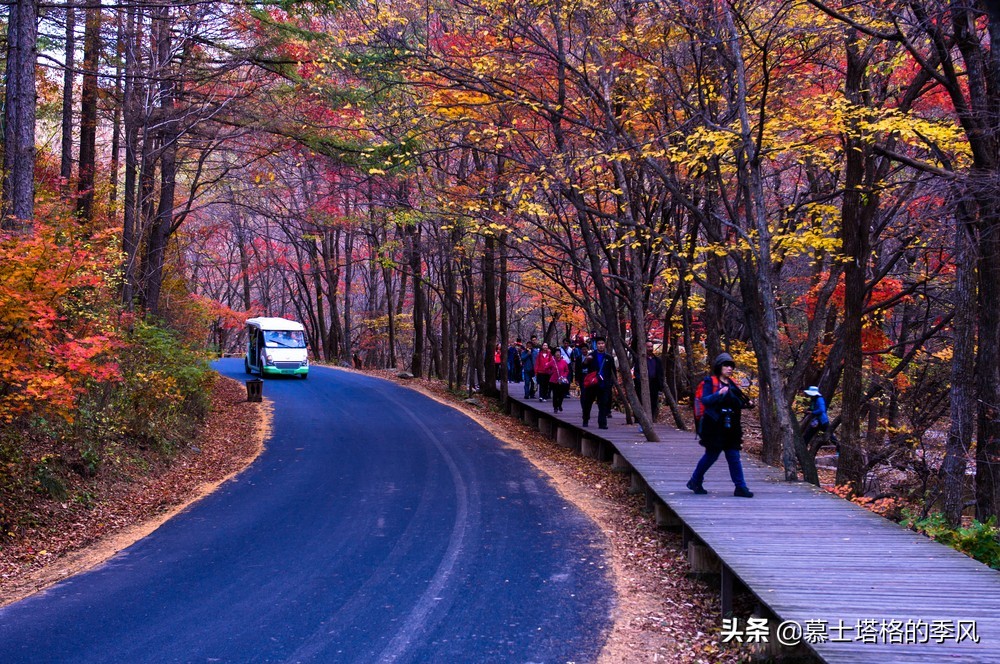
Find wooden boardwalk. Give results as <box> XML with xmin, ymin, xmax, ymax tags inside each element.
<box><xmin>504</xmin><ymin>386</ymin><xmax>1000</xmax><ymax>663</ymax></box>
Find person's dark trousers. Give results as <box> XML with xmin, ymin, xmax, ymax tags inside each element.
<box><xmin>581</xmin><ymin>386</ymin><xmax>598</xmax><ymax>425</ymax></box>
<box><xmin>523</xmin><ymin>369</ymin><xmax>535</xmax><ymax>398</ymax></box>
<box><xmin>552</xmin><ymin>382</ymin><xmax>567</xmax><ymax>411</ymax></box>
<box><xmin>538</xmin><ymin>373</ymin><xmax>551</xmax><ymax>400</ymax></box>
<box><xmin>690</xmin><ymin>448</ymin><xmax>747</xmax><ymax>489</ymax></box>
<box><xmin>596</xmin><ymin>386</ymin><xmax>612</xmax><ymax>428</ymax></box>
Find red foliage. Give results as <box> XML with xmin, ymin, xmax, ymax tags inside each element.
<box><xmin>0</xmin><ymin>216</ymin><xmax>122</xmax><ymax>423</ymax></box>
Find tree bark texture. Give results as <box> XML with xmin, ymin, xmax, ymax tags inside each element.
<box><xmin>2</xmin><ymin>0</ymin><xmax>39</xmax><ymax>228</ymax></box>
<box><xmin>76</xmin><ymin>2</ymin><xmax>102</xmax><ymax>221</ymax></box>
<box><xmin>943</xmin><ymin>208</ymin><xmax>976</xmax><ymax>525</ymax></box>
<box><xmin>60</xmin><ymin>1</ymin><xmax>76</xmax><ymax>193</ymax></box>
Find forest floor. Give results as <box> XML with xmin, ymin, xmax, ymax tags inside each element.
<box><xmin>0</xmin><ymin>370</ymin><xmax>773</xmax><ymax>662</ymax></box>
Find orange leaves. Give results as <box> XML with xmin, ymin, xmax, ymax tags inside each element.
<box><xmin>0</xmin><ymin>219</ymin><xmax>121</xmax><ymax>423</ymax></box>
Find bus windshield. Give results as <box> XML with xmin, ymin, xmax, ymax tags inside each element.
<box><xmin>263</xmin><ymin>329</ymin><xmax>307</xmax><ymax>349</ymax></box>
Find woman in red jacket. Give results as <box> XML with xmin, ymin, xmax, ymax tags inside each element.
<box><xmin>534</xmin><ymin>343</ymin><xmax>556</xmax><ymax>402</ymax></box>
<box><xmin>550</xmin><ymin>347</ymin><xmax>571</xmax><ymax>413</ymax></box>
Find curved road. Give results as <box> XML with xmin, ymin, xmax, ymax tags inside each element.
<box><xmin>0</xmin><ymin>361</ymin><xmax>614</xmax><ymax>663</ymax></box>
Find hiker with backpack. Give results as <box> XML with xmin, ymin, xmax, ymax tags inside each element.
<box><xmin>803</xmin><ymin>386</ymin><xmax>839</xmax><ymax>452</ymax></box>
<box><xmin>687</xmin><ymin>352</ymin><xmax>756</xmax><ymax>498</ymax></box>
<box><xmin>581</xmin><ymin>336</ymin><xmax>616</xmax><ymax>429</ymax></box>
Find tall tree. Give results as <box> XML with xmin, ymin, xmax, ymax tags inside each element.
<box><xmin>76</xmin><ymin>0</ymin><xmax>102</xmax><ymax>221</ymax></box>
<box><xmin>60</xmin><ymin>0</ymin><xmax>76</xmax><ymax>195</ymax></box>
<box><xmin>2</xmin><ymin>0</ymin><xmax>39</xmax><ymax>228</ymax></box>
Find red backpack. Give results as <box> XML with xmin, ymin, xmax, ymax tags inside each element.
<box><xmin>693</xmin><ymin>375</ymin><xmax>720</xmax><ymax>435</ymax></box>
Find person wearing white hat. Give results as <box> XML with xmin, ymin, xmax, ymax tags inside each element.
<box><xmin>803</xmin><ymin>386</ymin><xmax>838</xmax><ymax>450</ymax></box>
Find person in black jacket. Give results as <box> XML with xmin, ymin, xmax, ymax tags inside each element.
<box><xmin>581</xmin><ymin>337</ymin><xmax>616</xmax><ymax>429</ymax></box>
<box><xmin>686</xmin><ymin>353</ymin><xmax>755</xmax><ymax>497</ymax></box>
<box><xmin>507</xmin><ymin>341</ymin><xmax>522</xmax><ymax>383</ymax></box>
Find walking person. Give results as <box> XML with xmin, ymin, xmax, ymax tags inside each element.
<box><xmin>493</xmin><ymin>344</ymin><xmax>502</xmax><ymax>380</ymax></box>
<box><xmin>634</xmin><ymin>340</ymin><xmax>664</xmax><ymax>421</ymax></box>
<box><xmin>520</xmin><ymin>341</ymin><xmax>536</xmax><ymax>398</ymax></box>
<box><xmin>686</xmin><ymin>353</ymin><xmax>756</xmax><ymax>497</ymax></box>
<box><xmin>551</xmin><ymin>347</ymin><xmax>571</xmax><ymax>413</ymax></box>
<box><xmin>560</xmin><ymin>338</ymin><xmax>573</xmax><ymax>362</ymax></box>
<box><xmin>803</xmin><ymin>386</ymin><xmax>839</xmax><ymax>451</ymax></box>
<box><xmin>535</xmin><ymin>343</ymin><xmax>555</xmax><ymax>401</ymax></box>
<box><xmin>581</xmin><ymin>336</ymin><xmax>616</xmax><ymax>429</ymax></box>
<box><xmin>507</xmin><ymin>340</ymin><xmax>522</xmax><ymax>383</ymax></box>
<box><xmin>570</xmin><ymin>336</ymin><xmax>586</xmax><ymax>396</ymax></box>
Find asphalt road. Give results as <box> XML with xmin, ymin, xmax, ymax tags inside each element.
<box><xmin>0</xmin><ymin>361</ymin><xmax>614</xmax><ymax>663</ymax></box>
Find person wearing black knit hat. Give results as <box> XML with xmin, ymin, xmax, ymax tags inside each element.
<box><xmin>686</xmin><ymin>353</ymin><xmax>756</xmax><ymax>497</ymax></box>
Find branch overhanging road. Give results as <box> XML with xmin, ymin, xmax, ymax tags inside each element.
<box><xmin>0</xmin><ymin>361</ymin><xmax>614</xmax><ymax>663</ymax></box>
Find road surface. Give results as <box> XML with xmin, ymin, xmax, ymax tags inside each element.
<box><xmin>0</xmin><ymin>361</ymin><xmax>614</xmax><ymax>663</ymax></box>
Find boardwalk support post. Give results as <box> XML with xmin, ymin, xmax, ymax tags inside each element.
<box><xmin>654</xmin><ymin>502</ymin><xmax>681</xmax><ymax>529</ymax></box>
<box><xmin>687</xmin><ymin>541</ymin><xmax>720</xmax><ymax>574</ymax></box>
<box><xmin>644</xmin><ymin>487</ymin><xmax>656</xmax><ymax>513</ymax></box>
<box><xmin>721</xmin><ymin>565</ymin><xmax>734</xmax><ymax>617</ymax></box>
<box><xmin>556</xmin><ymin>426</ymin><xmax>578</xmax><ymax>450</ymax></box>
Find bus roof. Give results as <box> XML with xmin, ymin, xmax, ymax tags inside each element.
<box><xmin>246</xmin><ymin>317</ymin><xmax>305</xmax><ymax>331</ymax></box>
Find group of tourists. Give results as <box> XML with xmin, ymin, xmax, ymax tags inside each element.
<box><xmin>507</xmin><ymin>334</ymin><xmax>657</xmax><ymax>431</ymax></box>
<box><xmin>507</xmin><ymin>332</ymin><xmax>837</xmax><ymax>501</ymax></box>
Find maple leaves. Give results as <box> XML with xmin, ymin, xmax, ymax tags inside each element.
<box><xmin>0</xmin><ymin>215</ymin><xmax>121</xmax><ymax>423</ymax></box>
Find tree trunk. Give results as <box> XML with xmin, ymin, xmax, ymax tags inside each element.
<box><xmin>121</xmin><ymin>0</ymin><xmax>143</xmax><ymax>310</ymax></box>
<box><xmin>76</xmin><ymin>1</ymin><xmax>101</xmax><ymax>221</ymax></box>
<box><xmin>109</xmin><ymin>10</ymin><xmax>125</xmax><ymax>213</ymax></box>
<box><xmin>481</xmin><ymin>234</ymin><xmax>499</xmax><ymax>397</ymax></box>
<box><xmin>342</xmin><ymin>228</ymin><xmax>354</xmax><ymax>365</ymax></box>
<box><xmin>975</xmin><ymin>211</ymin><xmax>1000</xmax><ymax>521</ymax></box>
<box><xmin>2</xmin><ymin>0</ymin><xmax>39</xmax><ymax>229</ymax></box>
<box><xmin>720</xmin><ymin>1</ymin><xmax>807</xmax><ymax>481</ymax></box>
<box><xmin>60</xmin><ymin>1</ymin><xmax>76</xmax><ymax>195</ymax></box>
<box><xmin>835</xmin><ymin>32</ymin><xmax>875</xmax><ymax>494</ymax></box>
<box><xmin>140</xmin><ymin>4</ymin><xmax>174</xmax><ymax>317</ymax></box>
<box><xmin>407</xmin><ymin>220</ymin><xmax>424</xmax><ymax>378</ymax></box>
<box><xmin>498</xmin><ymin>231</ymin><xmax>509</xmax><ymax>404</ymax></box>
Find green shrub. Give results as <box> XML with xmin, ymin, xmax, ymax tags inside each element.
<box><xmin>33</xmin><ymin>454</ymin><xmax>68</xmax><ymax>501</ymax></box>
<box><xmin>71</xmin><ymin>321</ymin><xmax>215</xmax><ymax>461</ymax></box>
<box><xmin>902</xmin><ymin>510</ymin><xmax>1000</xmax><ymax>569</ymax></box>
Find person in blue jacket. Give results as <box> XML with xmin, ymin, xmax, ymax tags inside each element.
<box><xmin>686</xmin><ymin>353</ymin><xmax>755</xmax><ymax>497</ymax></box>
<box><xmin>803</xmin><ymin>386</ymin><xmax>838</xmax><ymax>450</ymax></box>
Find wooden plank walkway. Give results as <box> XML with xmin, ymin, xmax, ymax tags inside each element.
<box><xmin>504</xmin><ymin>386</ymin><xmax>1000</xmax><ymax>662</ymax></box>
